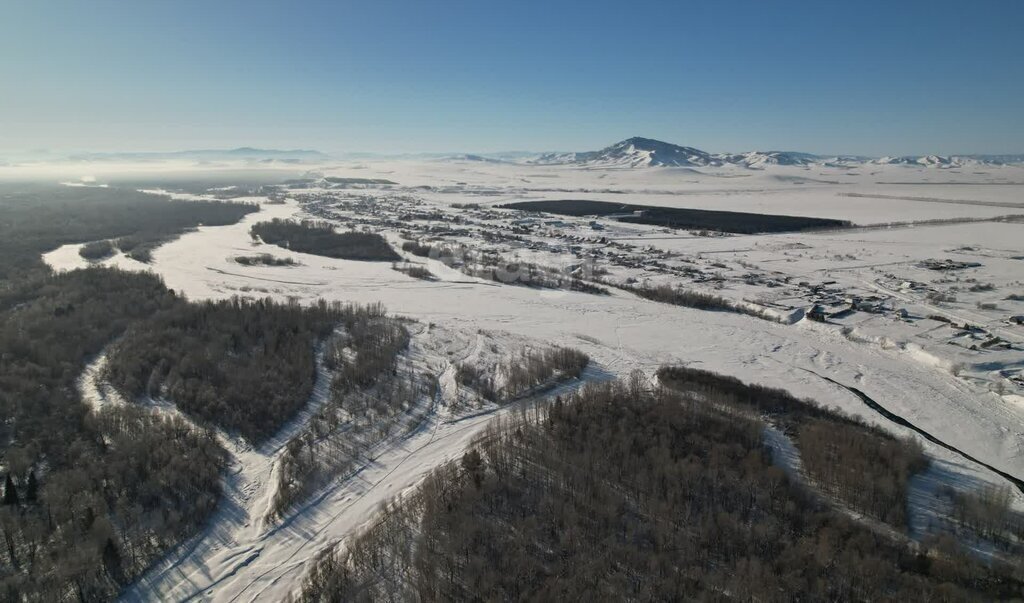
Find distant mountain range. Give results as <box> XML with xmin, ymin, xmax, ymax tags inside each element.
<box><xmin>9</xmin><ymin>141</ymin><xmax>1024</xmax><ymax>169</ymax></box>
<box><xmin>527</xmin><ymin>137</ymin><xmax>1024</xmax><ymax>169</ymax></box>
<box><xmin>869</xmin><ymin>154</ymin><xmax>1024</xmax><ymax>168</ymax></box>
<box><xmin>66</xmin><ymin>147</ymin><xmax>330</xmax><ymax>163</ymax></box>
<box><xmin>535</xmin><ymin>138</ymin><xmax>717</xmax><ymax>168</ymax></box>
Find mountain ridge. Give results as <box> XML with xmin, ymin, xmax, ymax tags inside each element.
<box><xmin>66</xmin><ymin>147</ymin><xmax>330</xmax><ymax>163</ymax></box>
<box><xmin>529</xmin><ymin>137</ymin><xmax>1024</xmax><ymax>169</ymax></box>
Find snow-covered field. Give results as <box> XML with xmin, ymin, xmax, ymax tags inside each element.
<box><xmin>41</xmin><ymin>158</ymin><xmax>1024</xmax><ymax>600</ymax></box>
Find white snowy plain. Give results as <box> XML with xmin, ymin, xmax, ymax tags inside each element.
<box><xmin>39</xmin><ymin>158</ymin><xmax>1024</xmax><ymax>601</ymax></box>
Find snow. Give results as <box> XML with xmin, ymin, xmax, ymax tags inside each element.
<box><xmin>43</xmin><ymin>245</ymin><xmax>151</xmax><ymax>273</ymax></box>
<box><xmin>34</xmin><ymin>157</ymin><xmax>1024</xmax><ymax>600</ymax></box>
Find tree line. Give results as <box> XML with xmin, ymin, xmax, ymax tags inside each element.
<box><xmin>623</xmin><ymin>281</ymin><xmax>779</xmax><ymax>322</ymax></box>
<box><xmin>401</xmin><ymin>239</ymin><xmax>608</xmax><ymax>294</ymax></box>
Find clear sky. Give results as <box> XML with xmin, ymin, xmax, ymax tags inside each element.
<box><xmin>2</xmin><ymin>0</ymin><xmax>1022</xmax><ymax>156</ymax></box>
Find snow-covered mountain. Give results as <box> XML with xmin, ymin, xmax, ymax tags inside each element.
<box><xmin>873</xmin><ymin>154</ymin><xmax>1024</xmax><ymax>168</ymax></box>
<box><xmin>714</xmin><ymin>150</ymin><xmax>820</xmax><ymax>168</ymax></box>
<box><xmin>873</xmin><ymin>155</ymin><xmax>957</xmax><ymax>167</ymax></box>
<box><xmin>969</xmin><ymin>154</ymin><xmax>1024</xmax><ymax>165</ymax></box>
<box><xmin>529</xmin><ymin>137</ymin><xmax>1024</xmax><ymax>169</ymax></box>
<box><xmin>535</xmin><ymin>137</ymin><xmax>720</xmax><ymax>168</ymax></box>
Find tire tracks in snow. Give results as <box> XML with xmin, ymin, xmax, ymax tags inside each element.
<box><xmin>221</xmin><ymin>368</ymin><xmax>601</xmax><ymax>603</ymax></box>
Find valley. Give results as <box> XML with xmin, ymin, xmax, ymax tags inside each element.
<box><xmin>6</xmin><ymin>138</ymin><xmax>1024</xmax><ymax>600</ymax></box>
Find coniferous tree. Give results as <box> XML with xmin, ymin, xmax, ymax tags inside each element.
<box><xmin>2</xmin><ymin>475</ymin><xmax>18</xmax><ymax>506</ymax></box>
<box><xmin>461</xmin><ymin>449</ymin><xmax>485</xmax><ymax>489</ymax></box>
<box><xmin>102</xmin><ymin>537</ymin><xmax>123</xmax><ymax>582</ymax></box>
<box><xmin>24</xmin><ymin>471</ymin><xmax>37</xmax><ymax>503</ymax></box>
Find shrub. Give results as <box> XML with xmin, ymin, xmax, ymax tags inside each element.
<box><xmin>79</xmin><ymin>239</ymin><xmax>116</xmax><ymax>260</ymax></box>
<box><xmin>235</xmin><ymin>253</ymin><xmax>298</xmax><ymax>267</ymax></box>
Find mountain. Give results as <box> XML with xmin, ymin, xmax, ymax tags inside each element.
<box><xmin>439</xmin><ymin>154</ymin><xmax>509</xmax><ymax>164</ymax></box>
<box><xmin>966</xmin><ymin>154</ymin><xmax>1024</xmax><ymax>165</ymax></box>
<box><xmin>529</xmin><ymin>137</ymin><xmax>1024</xmax><ymax>169</ymax></box>
<box><xmin>534</xmin><ymin>137</ymin><xmax>720</xmax><ymax>168</ymax></box>
<box><xmin>873</xmin><ymin>154</ymin><xmax>1024</xmax><ymax>168</ymax></box>
<box><xmin>67</xmin><ymin>147</ymin><xmax>330</xmax><ymax>163</ymax></box>
<box><xmin>873</xmin><ymin>155</ymin><xmax>957</xmax><ymax>167</ymax></box>
<box><xmin>533</xmin><ymin>138</ymin><xmax>822</xmax><ymax>168</ymax></box>
<box><xmin>714</xmin><ymin>150</ymin><xmax>821</xmax><ymax>168</ymax></box>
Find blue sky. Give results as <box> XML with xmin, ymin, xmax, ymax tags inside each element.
<box><xmin>2</xmin><ymin>0</ymin><xmax>1022</xmax><ymax>156</ymax></box>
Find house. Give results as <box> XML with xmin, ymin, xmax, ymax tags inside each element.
<box><xmin>808</xmin><ymin>304</ymin><xmax>829</xmax><ymax>321</ymax></box>
<box><xmin>829</xmin><ymin>306</ymin><xmax>856</xmax><ymax>320</ymax></box>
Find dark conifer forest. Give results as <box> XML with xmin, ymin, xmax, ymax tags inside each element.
<box><xmin>251</xmin><ymin>219</ymin><xmax>400</xmax><ymax>261</ymax></box>
<box><xmin>0</xmin><ymin>184</ymin><xmax>256</xmax><ymax>279</ymax></box>
<box><xmin>500</xmin><ymin>199</ymin><xmax>851</xmax><ymax>234</ymax></box>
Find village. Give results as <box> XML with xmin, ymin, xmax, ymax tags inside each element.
<box><xmin>277</xmin><ymin>177</ymin><xmax>1024</xmax><ymax>401</ymax></box>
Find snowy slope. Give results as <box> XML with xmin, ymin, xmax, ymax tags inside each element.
<box><xmin>534</xmin><ymin>137</ymin><xmax>721</xmax><ymax>168</ymax></box>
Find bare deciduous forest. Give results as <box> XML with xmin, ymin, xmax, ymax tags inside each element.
<box><xmin>104</xmin><ymin>297</ymin><xmax>346</xmax><ymax>443</ymax></box>
<box><xmin>455</xmin><ymin>346</ymin><xmax>589</xmax><ymax>403</ymax></box>
<box><xmin>234</xmin><ymin>253</ymin><xmax>299</xmax><ymax>267</ymax></box>
<box><xmin>269</xmin><ymin>309</ymin><xmax>423</xmax><ymax>519</ymax></box>
<box><xmin>623</xmin><ymin>281</ymin><xmax>779</xmax><ymax>321</ymax></box>
<box><xmin>270</xmin><ymin>327</ymin><xmax>590</xmax><ymax>520</ymax></box>
<box><xmin>298</xmin><ymin>379</ymin><xmax>1023</xmax><ymax>602</ymax></box>
<box><xmin>0</xmin><ymin>186</ymin><xmax>255</xmax><ymax>599</ymax></box>
<box><xmin>400</xmin><ymin>239</ymin><xmax>608</xmax><ymax>294</ymax></box>
<box><xmin>657</xmin><ymin>366</ymin><xmax>931</xmax><ymax>526</ymax></box>
<box><xmin>0</xmin><ymin>266</ymin><xmax>227</xmax><ymax>600</ymax></box>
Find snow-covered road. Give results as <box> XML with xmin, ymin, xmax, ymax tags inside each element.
<box><xmin>78</xmin><ymin>346</ymin><xmax>352</xmax><ymax>603</ymax></box>
<box><xmin>117</xmin><ymin>361</ymin><xmax>599</xmax><ymax>602</ymax></box>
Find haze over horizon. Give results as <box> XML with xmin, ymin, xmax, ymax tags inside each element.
<box><xmin>3</xmin><ymin>0</ymin><xmax>1023</xmax><ymax>157</ymax></box>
